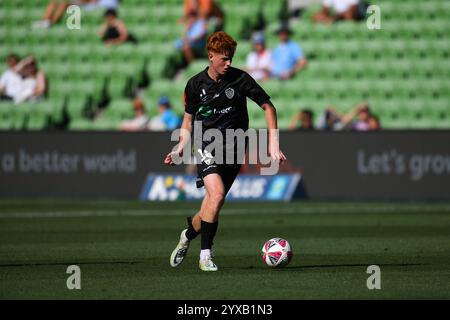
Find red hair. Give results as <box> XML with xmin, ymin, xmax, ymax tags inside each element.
<box><xmin>206</xmin><ymin>31</ymin><xmax>237</xmax><ymax>57</ymax></box>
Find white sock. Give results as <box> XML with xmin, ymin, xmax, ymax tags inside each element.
<box><xmin>200</xmin><ymin>249</ymin><xmax>211</xmax><ymax>260</ymax></box>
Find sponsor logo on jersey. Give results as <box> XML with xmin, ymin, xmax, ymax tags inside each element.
<box><xmin>197</xmin><ymin>105</ymin><xmax>213</xmax><ymax>117</ymax></box>
<box><xmin>213</xmin><ymin>106</ymin><xmax>233</xmax><ymax>114</ymax></box>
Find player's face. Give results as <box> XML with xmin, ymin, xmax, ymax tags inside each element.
<box><xmin>209</xmin><ymin>51</ymin><xmax>233</xmax><ymax>76</ymax></box>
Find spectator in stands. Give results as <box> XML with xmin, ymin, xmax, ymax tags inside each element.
<box><xmin>316</xmin><ymin>107</ymin><xmax>345</xmax><ymax>130</ymax></box>
<box><xmin>14</xmin><ymin>56</ymin><xmax>48</xmax><ymax>104</ymax></box>
<box><xmin>98</xmin><ymin>9</ymin><xmax>137</xmax><ymax>46</ymax></box>
<box><xmin>337</xmin><ymin>102</ymin><xmax>379</xmax><ymax>131</ymax></box>
<box><xmin>182</xmin><ymin>0</ymin><xmax>225</xmax><ymax>32</ymax></box>
<box><xmin>149</xmin><ymin>96</ymin><xmax>182</xmax><ymax>131</ymax></box>
<box><xmin>119</xmin><ymin>98</ymin><xmax>150</xmax><ymax>131</ymax></box>
<box><xmin>33</xmin><ymin>1</ymin><xmax>119</xmax><ymax>29</ymax></box>
<box><xmin>313</xmin><ymin>0</ymin><xmax>361</xmax><ymax>24</ymax></box>
<box><xmin>32</xmin><ymin>0</ymin><xmax>70</xmax><ymax>29</ymax></box>
<box><xmin>349</xmin><ymin>103</ymin><xmax>371</xmax><ymax>131</ymax></box>
<box><xmin>245</xmin><ymin>32</ymin><xmax>272</xmax><ymax>81</ymax></box>
<box><xmin>0</xmin><ymin>54</ymin><xmax>22</xmax><ymax>101</ymax></box>
<box><xmin>271</xmin><ymin>25</ymin><xmax>307</xmax><ymax>80</ymax></box>
<box><xmin>289</xmin><ymin>108</ymin><xmax>315</xmax><ymax>130</ymax></box>
<box><xmin>316</xmin><ymin>103</ymin><xmax>381</xmax><ymax>131</ymax></box>
<box><xmin>175</xmin><ymin>10</ymin><xmax>208</xmax><ymax>69</ymax></box>
<box><xmin>368</xmin><ymin>114</ymin><xmax>381</xmax><ymax>131</ymax></box>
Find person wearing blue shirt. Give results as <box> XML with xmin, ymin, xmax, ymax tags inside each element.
<box><xmin>175</xmin><ymin>10</ymin><xmax>208</xmax><ymax>64</ymax></box>
<box><xmin>271</xmin><ymin>25</ymin><xmax>307</xmax><ymax>80</ymax></box>
<box><xmin>158</xmin><ymin>96</ymin><xmax>182</xmax><ymax>131</ymax></box>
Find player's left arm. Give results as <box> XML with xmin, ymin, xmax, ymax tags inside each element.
<box><xmin>243</xmin><ymin>72</ymin><xmax>287</xmax><ymax>163</ymax></box>
<box><xmin>260</xmin><ymin>101</ymin><xmax>287</xmax><ymax>164</ymax></box>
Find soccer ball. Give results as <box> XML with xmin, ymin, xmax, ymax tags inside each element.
<box><xmin>261</xmin><ymin>237</ymin><xmax>293</xmax><ymax>268</ymax></box>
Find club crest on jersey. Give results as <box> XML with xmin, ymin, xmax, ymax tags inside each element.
<box><xmin>225</xmin><ymin>87</ymin><xmax>234</xmax><ymax>99</ymax></box>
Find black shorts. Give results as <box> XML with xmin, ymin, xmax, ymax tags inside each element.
<box><xmin>196</xmin><ymin>162</ymin><xmax>241</xmax><ymax>192</ymax></box>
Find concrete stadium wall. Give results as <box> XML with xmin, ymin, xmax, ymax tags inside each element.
<box><xmin>1</xmin><ymin>131</ymin><xmax>449</xmax><ymax>200</ymax></box>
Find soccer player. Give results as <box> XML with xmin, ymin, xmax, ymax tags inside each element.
<box><xmin>164</xmin><ymin>31</ymin><xmax>286</xmax><ymax>271</ymax></box>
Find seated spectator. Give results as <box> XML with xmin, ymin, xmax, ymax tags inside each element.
<box><xmin>98</xmin><ymin>9</ymin><xmax>137</xmax><ymax>46</ymax></box>
<box><xmin>33</xmin><ymin>1</ymin><xmax>120</xmax><ymax>29</ymax></box>
<box><xmin>317</xmin><ymin>103</ymin><xmax>381</xmax><ymax>131</ymax></box>
<box><xmin>271</xmin><ymin>25</ymin><xmax>307</xmax><ymax>80</ymax></box>
<box><xmin>119</xmin><ymin>98</ymin><xmax>150</xmax><ymax>131</ymax></box>
<box><xmin>289</xmin><ymin>108</ymin><xmax>315</xmax><ymax>130</ymax></box>
<box><xmin>316</xmin><ymin>107</ymin><xmax>343</xmax><ymax>130</ymax></box>
<box><xmin>245</xmin><ymin>32</ymin><xmax>272</xmax><ymax>81</ymax></box>
<box><xmin>0</xmin><ymin>54</ymin><xmax>22</xmax><ymax>101</ymax></box>
<box><xmin>12</xmin><ymin>56</ymin><xmax>47</xmax><ymax>104</ymax></box>
<box><xmin>32</xmin><ymin>0</ymin><xmax>71</xmax><ymax>29</ymax></box>
<box><xmin>338</xmin><ymin>102</ymin><xmax>381</xmax><ymax>131</ymax></box>
<box><xmin>0</xmin><ymin>55</ymin><xmax>49</xmax><ymax>104</ymax></box>
<box><xmin>149</xmin><ymin>96</ymin><xmax>182</xmax><ymax>131</ymax></box>
<box><xmin>183</xmin><ymin>0</ymin><xmax>225</xmax><ymax>32</ymax></box>
<box><xmin>313</xmin><ymin>0</ymin><xmax>361</xmax><ymax>24</ymax></box>
<box><xmin>349</xmin><ymin>102</ymin><xmax>371</xmax><ymax>131</ymax></box>
<box><xmin>175</xmin><ymin>10</ymin><xmax>208</xmax><ymax>68</ymax></box>
<box><xmin>368</xmin><ymin>114</ymin><xmax>381</xmax><ymax>130</ymax></box>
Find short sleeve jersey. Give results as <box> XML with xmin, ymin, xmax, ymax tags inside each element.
<box><xmin>184</xmin><ymin>66</ymin><xmax>271</xmax><ymax>133</ymax></box>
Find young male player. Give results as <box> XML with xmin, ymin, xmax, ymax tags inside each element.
<box><xmin>164</xmin><ymin>31</ymin><xmax>286</xmax><ymax>271</ymax></box>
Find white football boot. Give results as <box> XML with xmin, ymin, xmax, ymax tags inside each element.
<box><xmin>199</xmin><ymin>255</ymin><xmax>218</xmax><ymax>272</ymax></box>
<box><xmin>170</xmin><ymin>229</ymin><xmax>190</xmax><ymax>267</ymax></box>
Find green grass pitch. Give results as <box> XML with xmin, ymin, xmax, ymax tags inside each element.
<box><xmin>0</xmin><ymin>200</ymin><xmax>449</xmax><ymax>299</ymax></box>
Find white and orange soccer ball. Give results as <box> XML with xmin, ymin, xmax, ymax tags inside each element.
<box><xmin>261</xmin><ymin>237</ymin><xmax>293</xmax><ymax>267</ymax></box>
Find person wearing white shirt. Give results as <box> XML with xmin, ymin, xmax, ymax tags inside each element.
<box><xmin>12</xmin><ymin>56</ymin><xmax>47</xmax><ymax>104</ymax></box>
<box><xmin>245</xmin><ymin>32</ymin><xmax>272</xmax><ymax>81</ymax></box>
<box><xmin>119</xmin><ymin>98</ymin><xmax>151</xmax><ymax>131</ymax></box>
<box><xmin>0</xmin><ymin>54</ymin><xmax>23</xmax><ymax>101</ymax></box>
<box><xmin>313</xmin><ymin>0</ymin><xmax>360</xmax><ymax>24</ymax></box>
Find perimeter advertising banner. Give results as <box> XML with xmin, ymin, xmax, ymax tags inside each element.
<box><xmin>0</xmin><ymin>131</ymin><xmax>449</xmax><ymax>200</ymax></box>
<box><xmin>139</xmin><ymin>174</ymin><xmax>303</xmax><ymax>201</ymax></box>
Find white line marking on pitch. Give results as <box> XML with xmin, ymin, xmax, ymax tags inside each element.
<box><xmin>0</xmin><ymin>205</ymin><xmax>449</xmax><ymax>219</ymax></box>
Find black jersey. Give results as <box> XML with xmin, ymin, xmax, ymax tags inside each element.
<box><xmin>184</xmin><ymin>67</ymin><xmax>271</xmax><ymax>133</ymax></box>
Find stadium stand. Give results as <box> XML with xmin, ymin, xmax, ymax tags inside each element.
<box><xmin>0</xmin><ymin>0</ymin><xmax>449</xmax><ymax>130</ymax></box>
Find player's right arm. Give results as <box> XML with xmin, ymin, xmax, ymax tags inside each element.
<box><xmin>164</xmin><ymin>112</ymin><xmax>193</xmax><ymax>166</ymax></box>
<box><xmin>165</xmin><ymin>79</ymin><xmax>197</xmax><ymax>166</ymax></box>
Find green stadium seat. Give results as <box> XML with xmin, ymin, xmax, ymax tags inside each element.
<box><xmin>68</xmin><ymin>119</ymin><xmax>94</xmax><ymax>131</ymax></box>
